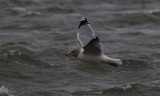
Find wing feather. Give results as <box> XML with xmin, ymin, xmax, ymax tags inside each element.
<box><xmin>83</xmin><ymin>36</ymin><xmax>103</xmax><ymax>55</ymax></box>
<box><xmin>77</xmin><ymin>17</ymin><xmax>95</xmax><ymax>47</ymax></box>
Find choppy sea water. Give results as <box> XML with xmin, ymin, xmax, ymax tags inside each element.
<box><xmin>0</xmin><ymin>0</ymin><xmax>160</xmax><ymax>96</ymax></box>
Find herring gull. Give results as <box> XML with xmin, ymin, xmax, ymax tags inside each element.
<box><xmin>66</xmin><ymin>17</ymin><xmax>122</xmax><ymax>67</ymax></box>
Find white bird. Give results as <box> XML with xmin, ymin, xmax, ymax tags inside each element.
<box><xmin>66</xmin><ymin>17</ymin><xmax>122</xmax><ymax>67</ymax></box>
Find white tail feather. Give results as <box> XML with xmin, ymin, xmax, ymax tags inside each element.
<box><xmin>102</xmin><ymin>55</ymin><xmax>122</xmax><ymax>67</ymax></box>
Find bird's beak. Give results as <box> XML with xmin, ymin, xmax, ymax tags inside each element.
<box><xmin>65</xmin><ymin>52</ymin><xmax>71</xmax><ymax>56</ymax></box>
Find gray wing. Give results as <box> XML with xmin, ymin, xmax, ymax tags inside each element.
<box><xmin>77</xmin><ymin>17</ymin><xmax>95</xmax><ymax>47</ymax></box>
<box><xmin>83</xmin><ymin>36</ymin><xmax>103</xmax><ymax>56</ymax></box>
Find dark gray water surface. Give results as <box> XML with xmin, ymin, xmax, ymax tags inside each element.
<box><xmin>0</xmin><ymin>0</ymin><xmax>160</xmax><ymax>96</ymax></box>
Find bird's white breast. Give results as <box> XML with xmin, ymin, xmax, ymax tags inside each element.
<box><xmin>77</xmin><ymin>48</ymin><xmax>102</xmax><ymax>63</ymax></box>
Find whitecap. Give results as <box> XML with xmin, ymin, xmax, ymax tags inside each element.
<box><xmin>0</xmin><ymin>85</ymin><xmax>14</xmax><ymax>96</ymax></box>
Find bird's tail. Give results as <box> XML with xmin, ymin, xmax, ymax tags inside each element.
<box><xmin>108</xmin><ymin>58</ymin><xmax>122</xmax><ymax>67</ymax></box>
<box><xmin>102</xmin><ymin>55</ymin><xmax>122</xmax><ymax>67</ymax></box>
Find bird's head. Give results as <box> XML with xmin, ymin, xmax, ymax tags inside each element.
<box><xmin>65</xmin><ymin>48</ymin><xmax>80</xmax><ymax>57</ymax></box>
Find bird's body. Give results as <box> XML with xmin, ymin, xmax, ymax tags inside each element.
<box><xmin>66</xmin><ymin>17</ymin><xmax>122</xmax><ymax>67</ymax></box>
<box><xmin>77</xmin><ymin>48</ymin><xmax>101</xmax><ymax>64</ymax></box>
<box><xmin>76</xmin><ymin>48</ymin><xmax>122</xmax><ymax>67</ymax></box>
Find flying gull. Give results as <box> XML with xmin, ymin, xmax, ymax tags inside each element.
<box><xmin>66</xmin><ymin>17</ymin><xmax>122</xmax><ymax>67</ymax></box>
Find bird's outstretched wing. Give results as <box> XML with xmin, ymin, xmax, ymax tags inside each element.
<box><xmin>77</xmin><ymin>17</ymin><xmax>95</xmax><ymax>47</ymax></box>
<box><xmin>83</xmin><ymin>36</ymin><xmax>103</xmax><ymax>55</ymax></box>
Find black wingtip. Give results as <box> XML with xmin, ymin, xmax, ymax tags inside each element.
<box><xmin>95</xmin><ymin>36</ymin><xmax>100</xmax><ymax>42</ymax></box>
<box><xmin>78</xmin><ymin>17</ymin><xmax>90</xmax><ymax>29</ymax></box>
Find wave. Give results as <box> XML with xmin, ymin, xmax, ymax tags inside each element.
<box><xmin>0</xmin><ymin>43</ymin><xmax>52</xmax><ymax>68</ymax></box>
<box><xmin>71</xmin><ymin>84</ymin><xmax>137</xmax><ymax>95</ymax></box>
<box><xmin>71</xmin><ymin>83</ymin><xmax>155</xmax><ymax>95</ymax></box>
<box><xmin>0</xmin><ymin>86</ymin><xmax>14</xmax><ymax>96</ymax></box>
